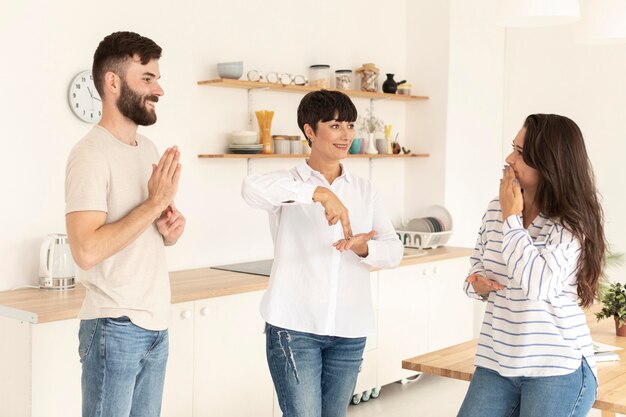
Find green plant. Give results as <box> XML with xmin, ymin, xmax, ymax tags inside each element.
<box><xmin>596</xmin><ymin>282</ymin><xmax>626</xmax><ymax>328</ymax></box>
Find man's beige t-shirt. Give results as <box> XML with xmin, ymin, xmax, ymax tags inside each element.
<box><xmin>65</xmin><ymin>125</ymin><xmax>170</xmax><ymax>331</ymax></box>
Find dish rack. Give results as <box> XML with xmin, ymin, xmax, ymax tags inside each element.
<box><xmin>396</xmin><ymin>230</ymin><xmax>453</xmax><ymax>249</ymax></box>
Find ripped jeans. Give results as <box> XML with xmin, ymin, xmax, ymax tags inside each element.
<box><xmin>265</xmin><ymin>323</ymin><xmax>366</xmax><ymax>417</ymax></box>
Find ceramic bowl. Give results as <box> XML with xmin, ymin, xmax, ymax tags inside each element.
<box><xmin>217</xmin><ymin>61</ymin><xmax>243</xmax><ymax>79</ymax></box>
<box><xmin>230</xmin><ymin>130</ymin><xmax>258</xmax><ymax>145</ymax></box>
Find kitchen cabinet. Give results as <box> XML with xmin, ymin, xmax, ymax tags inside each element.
<box><xmin>426</xmin><ymin>257</ymin><xmax>475</xmax><ymax>351</ymax></box>
<box><xmin>162</xmin><ymin>302</ymin><xmax>195</xmax><ymax>417</ymax></box>
<box><xmin>193</xmin><ymin>290</ymin><xmax>273</xmax><ymax>417</ymax></box>
<box><xmin>0</xmin><ymin>248</ymin><xmax>473</xmax><ymax>416</ymax></box>
<box><xmin>377</xmin><ymin>264</ymin><xmax>431</xmax><ymax>387</ymax></box>
<box><xmin>0</xmin><ymin>316</ymin><xmax>81</xmax><ymax>417</ymax></box>
<box><xmin>376</xmin><ymin>257</ymin><xmax>474</xmax><ymax>388</ymax></box>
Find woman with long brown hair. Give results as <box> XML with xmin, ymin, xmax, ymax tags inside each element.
<box><xmin>457</xmin><ymin>114</ymin><xmax>606</xmax><ymax>417</ymax></box>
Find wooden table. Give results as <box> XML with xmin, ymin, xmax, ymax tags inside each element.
<box><xmin>403</xmin><ymin>307</ymin><xmax>626</xmax><ymax>417</ymax></box>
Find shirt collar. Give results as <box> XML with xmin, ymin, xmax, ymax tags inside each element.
<box><xmin>296</xmin><ymin>160</ymin><xmax>352</xmax><ymax>184</ymax></box>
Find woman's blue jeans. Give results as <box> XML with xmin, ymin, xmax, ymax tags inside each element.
<box><xmin>265</xmin><ymin>323</ymin><xmax>366</xmax><ymax>417</ymax></box>
<box><xmin>79</xmin><ymin>317</ymin><xmax>169</xmax><ymax>417</ymax></box>
<box><xmin>456</xmin><ymin>358</ymin><xmax>596</xmax><ymax>417</ymax></box>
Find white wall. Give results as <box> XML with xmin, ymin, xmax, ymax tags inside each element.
<box><xmin>444</xmin><ymin>0</ymin><xmax>505</xmax><ymax>247</ymax></box>
<box><xmin>502</xmin><ymin>22</ymin><xmax>626</xmax><ymax>279</ymax></box>
<box><xmin>0</xmin><ymin>0</ymin><xmax>426</xmax><ymax>290</ymax></box>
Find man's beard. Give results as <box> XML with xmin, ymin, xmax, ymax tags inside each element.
<box><xmin>117</xmin><ymin>79</ymin><xmax>158</xmax><ymax>126</ymax></box>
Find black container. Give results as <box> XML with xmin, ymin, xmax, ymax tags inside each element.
<box><xmin>382</xmin><ymin>73</ymin><xmax>397</xmax><ymax>94</ymax></box>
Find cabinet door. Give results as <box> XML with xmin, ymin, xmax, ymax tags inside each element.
<box><xmin>377</xmin><ymin>265</ymin><xmax>430</xmax><ymax>386</ymax></box>
<box><xmin>193</xmin><ymin>291</ymin><xmax>273</xmax><ymax>417</ymax></box>
<box><xmin>162</xmin><ymin>302</ymin><xmax>195</xmax><ymax>417</ymax></box>
<box><xmin>426</xmin><ymin>257</ymin><xmax>475</xmax><ymax>351</ymax></box>
<box><xmin>31</xmin><ymin>319</ymin><xmax>81</xmax><ymax>417</ymax></box>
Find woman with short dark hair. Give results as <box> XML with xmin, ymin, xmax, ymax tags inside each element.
<box><xmin>458</xmin><ymin>114</ymin><xmax>606</xmax><ymax>417</ymax></box>
<box><xmin>242</xmin><ymin>90</ymin><xmax>403</xmax><ymax>417</ymax></box>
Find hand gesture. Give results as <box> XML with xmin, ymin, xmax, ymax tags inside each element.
<box><xmin>465</xmin><ymin>274</ymin><xmax>504</xmax><ymax>297</ymax></box>
<box><xmin>148</xmin><ymin>146</ymin><xmax>181</xmax><ymax>212</ymax></box>
<box><xmin>156</xmin><ymin>203</ymin><xmax>186</xmax><ymax>245</ymax></box>
<box><xmin>333</xmin><ymin>230</ymin><xmax>377</xmax><ymax>257</ymax></box>
<box><xmin>313</xmin><ymin>187</ymin><xmax>353</xmax><ymax>239</ymax></box>
<box><xmin>499</xmin><ymin>165</ymin><xmax>523</xmax><ymax>220</ymax></box>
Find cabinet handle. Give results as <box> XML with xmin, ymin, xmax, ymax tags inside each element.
<box><xmin>180</xmin><ymin>310</ymin><xmax>193</xmax><ymax>320</ymax></box>
<box><xmin>433</xmin><ymin>267</ymin><xmax>439</xmax><ymax>275</ymax></box>
<box><xmin>200</xmin><ymin>307</ymin><xmax>210</xmax><ymax>316</ymax></box>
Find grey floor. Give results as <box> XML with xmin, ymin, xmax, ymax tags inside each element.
<box><xmin>347</xmin><ymin>374</ymin><xmax>606</xmax><ymax>417</ymax></box>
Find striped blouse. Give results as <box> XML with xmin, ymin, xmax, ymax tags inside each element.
<box><xmin>464</xmin><ymin>198</ymin><xmax>597</xmax><ymax>378</ymax></box>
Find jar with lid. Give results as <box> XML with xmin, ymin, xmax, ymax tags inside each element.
<box><xmin>355</xmin><ymin>63</ymin><xmax>380</xmax><ymax>92</ymax></box>
<box><xmin>334</xmin><ymin>69</ymin><xmax>352</xmax><ymax>90</ymax></box>
<box><xmin>272</xmin><ymin>135</ymin><xmax>290</xmax><ymax>154</ymax></box>
<box><xmin>289</xmin><ymin>136</ymin><xmax>302</xmax><ymax>154</ymax></box>
<box><xmin>309</xmin><ymin>64</ymin><xmax>330</xmax><ymax>89</ymax></box>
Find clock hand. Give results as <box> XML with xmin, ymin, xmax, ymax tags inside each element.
<box><xmin>87</xmin><ymin>86</ymin><xmax>94</xmax><ymax>98</ymax></box>
<box><xmin>92</xmin><ymin>96</ymin><xmax>101</xmax><ymax>102</ymax></box>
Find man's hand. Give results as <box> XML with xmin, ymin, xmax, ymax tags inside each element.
<box><xmin>333</xmin><ymin>230</ymin><xmax>377</xmax><ymax>257</ymax></box>
<box><xmin>148</xmin><ymin>146</ymin><xmax>181</xmax><ymax>213</ymax></box>
<box><xmin>156</xmin><ymin>203</ymin><xmax>186</xmax><ymax>246</ymax></box>
<box><xmin>465</xmin><ymin>274</ymin><xmax>504</xmax><ymax>297</ymax></box>
<box><xmin>313</xmin><ymin>187</ymin><xmax>353</xmax><ymax>239</ymax></box>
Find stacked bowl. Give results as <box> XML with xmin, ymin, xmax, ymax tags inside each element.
<box><xmin>228</xmin><ymin>131</ymin><xmax>262</xmax><ymax>154</ymax></box>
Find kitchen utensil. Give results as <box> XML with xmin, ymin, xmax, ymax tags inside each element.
<box><xmin>217</xmin><ymin>61</ymin><xmax>243</xmax><ymax>79</ymax></box>
<box><xmin>39</xmin><ymin>233</ymin><xmax>75</xmax><ymax>290</ymax></box>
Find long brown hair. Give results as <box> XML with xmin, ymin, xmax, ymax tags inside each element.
<box><xmin>522</xmin><ymin>114</ymin><xmax>606</xmax><ymax>307</ymax></box>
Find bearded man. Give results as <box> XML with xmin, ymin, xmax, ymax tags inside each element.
<box><xmin>64</xmin><ymin>31</ymin><xmax>185</xmax><ymax>417</ymax></box>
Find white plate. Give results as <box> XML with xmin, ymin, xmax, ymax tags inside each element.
<box><xmin>228</xmin><ymin>144</ymin><xmax>262</xmax><ymax>149</ymax></box>
<box><xmin>417</xmin><ymin>205</ymin><xmax>453</xmax><ymax>231</ymax></box>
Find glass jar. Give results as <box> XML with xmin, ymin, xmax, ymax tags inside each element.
<box><xmin>397</xmin><ymin>83</ymin><xmax>412</xmax><ymax>96</ymax></box>
<box><xmin>309</xmin><ymin>64</ymin><xmax>330</xmax><ymax>89</ymax></box>
<box><xmin>272</xmin><ymin>135</ymin><xmax>290</xmax><ymax>154</ymax></box>
<box><xmin>334</xmin><ymin>69</ymin><xmax>352</xmax><ymax>90</ymax></box>
<box><xmin>355</xmin><ymin>63</ymin><xmax>380</xmax><ymax>92</ymax></box>
<box><xmin>289</xmin><ymin>136</ymin><xmax>302</xmax><ymax>154</ymax></box>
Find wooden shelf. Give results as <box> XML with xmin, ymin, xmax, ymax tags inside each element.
<box><xmin>197</xmin><ymin>79</ymin><xmax>429</xmax><ymax>101</ymax></box>
<box><xmin>198</xmin><ymin>153</ymin><xmax>429</xmax><ymax>159</ymax></box>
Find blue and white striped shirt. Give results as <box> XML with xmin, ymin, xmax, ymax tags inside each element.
<box><xmin>464</xmin><ymin>198</ymin><xmax>597</xmax><ymax>378</ymax></box>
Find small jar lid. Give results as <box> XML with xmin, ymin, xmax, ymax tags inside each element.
<box><xmin>335</xmin><ymin>69</ymin><xmax>352</xmax><ymax>74</ymax></box>
<box><xmin>272</xmin><ymin>135</ymin><xmax>287</xmax><ymax>140</ymax></box>
<box><xmin>310</xmin><ymin>64</ymin><xmax>330</xmax><ymax>69</ymax></box>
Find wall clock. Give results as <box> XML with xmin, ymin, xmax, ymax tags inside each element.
<box><xmin>68</xmin><ymin>70</ymin><xmax>102</xmax><ymax>123</ymax></box>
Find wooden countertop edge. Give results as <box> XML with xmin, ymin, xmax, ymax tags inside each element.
<box><xmin>0</xmin><ymin>247</ymin><xmax>472</xmax><ymax>324</ymax></box>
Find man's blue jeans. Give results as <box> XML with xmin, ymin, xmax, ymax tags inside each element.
<box><xmin>265</xmin><ymin>323</ymin><xmax>366</xmax><ymax>417</ymax></box>
<box><xmin>456</xmin><ymin>358</ymin><xmax>596</xmax><ymax>417</ymax></box>
<box><xmin>79</xmin><ymin>317</ymin><xmax>169</xmax><ymax>417</ymax></box>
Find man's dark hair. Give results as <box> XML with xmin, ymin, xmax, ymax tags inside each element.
<box><xmin>297</xmin><ymin>90</ymin><xmax>357</xmax><ymax>146</ymax></box>
<box><xmin>92</xmin><ymin>31</ymin><xmax>162</xmax><ymax>97</ymax></box>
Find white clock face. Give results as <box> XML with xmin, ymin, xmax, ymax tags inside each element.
<box><xmin>68</xmin><ymin>70</ymin><xmax>102</xmax><ymax>123</ymax></box>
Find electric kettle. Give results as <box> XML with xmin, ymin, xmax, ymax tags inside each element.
<box><xmin>39</xmin><ymin>233</ymin><xmax>75</xmax><ymax>290</ymax></box>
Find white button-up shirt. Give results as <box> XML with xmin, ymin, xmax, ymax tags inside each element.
<box><xmin>242</xmin><ymin>161</ymin><xmax>403</xmax><ymax>337</ymax></box>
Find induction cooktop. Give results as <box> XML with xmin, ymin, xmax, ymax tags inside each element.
<box><xmin>211</xmin><ymin>259</ymin><xmax>273</xmax><ymax>277</ymax></box>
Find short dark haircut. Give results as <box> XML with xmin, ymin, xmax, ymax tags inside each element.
<box><xmin>297</xmin><ymin>90</ymin><xmax>357</xmax><ymax>146</ymax></box>
<box><xmin>92</xmin><ymin>31</ymin><xmax>162</xmax><ymax>97</ymax></box>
